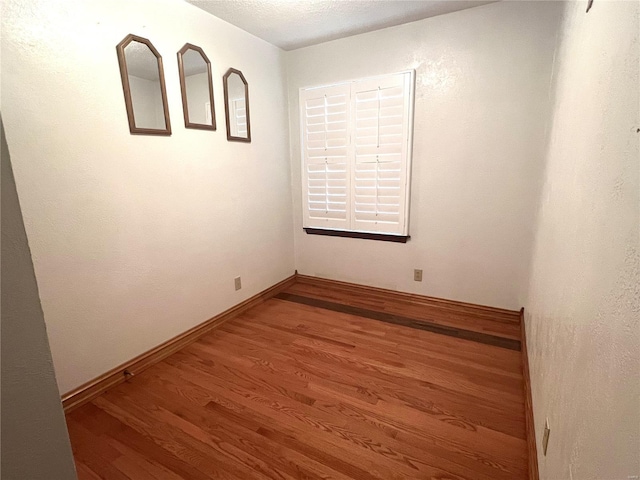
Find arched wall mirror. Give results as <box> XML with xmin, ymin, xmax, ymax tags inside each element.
<box><xmin>223</xmin><ymin>68</ymin><xmax>251</xmax><ymax>142</ymax></box>
<box><xmin>177</xmin><ymin>43</ymin><xmax>216</xmax><ymax>130</ymax></box>
<box><xmin>116</xmin><ymin>34</ymin><xmax>171</xmax><ymax>135</ymax></box>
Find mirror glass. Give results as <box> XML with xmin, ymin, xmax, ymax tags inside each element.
<box><xmin>116</xmin><ymin>34</ymin><xmax>171</xmax><ymax>135</ymax></box>
<box><xmin>178</xmin><ymin>44</ymin><xmax>215</xmax><ymax>130</ymax></box>
<box><xmin>223</xmin><ymin>69</ymin><xmax>251</xmax><ymax>142</ymax></box>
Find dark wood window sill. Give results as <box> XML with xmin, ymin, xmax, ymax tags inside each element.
<box><xmin>304</xmin><ymin>228</ymin><xmax>410</xmax><ymax>243</ymax></box>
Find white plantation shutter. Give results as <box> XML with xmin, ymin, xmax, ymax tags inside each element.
<box><xmin>352</xmin><ymin>73</ymin><xmax>411</xmax><ymax>234</ymax></box>
<box><xmin>301</xmin><ymin>84</ymin><xmax>351</xmax><ymax>230</ymax></box>
<box><xmin>300</xmin><ymin>72</ymin><xmax>414</xmax><ymax>236</ymax></box>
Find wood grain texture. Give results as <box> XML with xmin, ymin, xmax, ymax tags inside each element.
<box><xmin>67</xmin><ymin>280</ymin><xmax>528</xmax><ymax>479</ymax></box>
<box><xmin>521</xmin><ymin>308</ymin><xmax>539</xmax><ymax>480</ymax></box>
<box><xmin>62</xmin><ymin>274</ymin><xmax>296</xmax><ymax>413</ymax></box>
<box><xmin>276</xmin><ymin>292</ymin><xmax>521</xmax><ymax>351</ymax></box>
<box><xmin>293</xmin><ymin>274</ymin><xmax>522</xmax><ymax>337</ymax></box>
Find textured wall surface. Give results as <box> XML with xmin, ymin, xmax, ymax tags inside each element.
<box><xmin>1</xmin><ymin>0</ymin><xmax>294</xmax><ymax>394</ymax></box>
<box><xmin>1</xmin><ymin>119</ymin><xmax>77</xmax><ymax>479</ymax></box>
<box><xmin>524</xmin><ymin>1</ymin><xmax>640</xmax><ymax>479</ymax></box>
<box><xmin>287</xmin><ymin>1</ymin><xmax>562</xmax><ymax>310</ymax></box>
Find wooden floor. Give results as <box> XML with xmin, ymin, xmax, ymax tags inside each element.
<box><xmin>66</xmin><ymin>279</ymin><xmax>527</xmax><ymax>480</ymax></box>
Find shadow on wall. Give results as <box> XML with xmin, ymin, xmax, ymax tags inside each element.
<box><xmin>1</xmin><ymin>116</ymin><xmax>78</xmax><ymax>479</ymax></box>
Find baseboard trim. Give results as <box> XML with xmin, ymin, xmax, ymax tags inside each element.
<box><xmin>295</xmin><ymin>274</ymin><xmax>521</xmax><ymax>321</ymax></box>
<box><xmin>62</xmin><ymin>273</ymin><xmax>520</xmax><ymax>413</ymax></box>
<box><xmin>62</xmin><ymin>274</ymin><xmax>296</xmax><ymax>413</ymax></box>
<box><xmin>521</xmin><ymin>308</ymin><xmax>539</xmax><ymax>480</ymax></box>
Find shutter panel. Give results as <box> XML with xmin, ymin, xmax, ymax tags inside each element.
<box><xmin>351</xmin><ymin>73</ymin><xmax>412</xmax><ymax>235</ymax></box>
<box><xmin>300</xmin><ymin>72</ymin><xmax>414</xmax><ymax>236</ymax></box>
<box><xmin>300</xmin><ymin>84</ymin><xmax>351</xmax><ymax>230</ymax></box>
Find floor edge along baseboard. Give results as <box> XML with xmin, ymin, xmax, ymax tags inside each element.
<box><xmin>275</xmin><ymin>291</ymin><xmax>521</xmax><ymax>351</ymax></box>
<box><xmin>521</xmin><ymin>308</ymin><xmax>540</xmax><ymax>480</ymax></box>
<box><xmin>61</xmin><ymin>274</ymin><xmax>297</xmax><ymax>413</ymax></box>
<box><xmin>62</xmin><ymin>273</ymin><xmax>522</xmax><ymax>414</ymax></box>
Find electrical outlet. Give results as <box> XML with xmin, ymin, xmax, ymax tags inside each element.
<box><xmin>414</xmin><ymin>269</ymin><xmax>423</xmax><ymax>282</ymax></box>
<box><xmin>542</xmin><ymin>419</ymin><xmax>551</xmax><ymax>456</ymax></box>
<box><xmin>234</xmin><ymin>276</ymin><xmax>242</xmax><ymax>291</ymax></box>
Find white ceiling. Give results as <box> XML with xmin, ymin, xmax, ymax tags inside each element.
<box><xmin>186</xmin><ymin>0</ymin><xmax>497</xmax><ymax>51</ymax></box>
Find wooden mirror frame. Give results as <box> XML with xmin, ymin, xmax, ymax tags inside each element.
<box><xmin>115</xmin><ymin>34</ymin><xmax>172</xmax><ymax>136</ymax></box>
<box><xmin>223</xmin><ymin>68</ymin><xmax>251</xmax><ymax>143</ymax></box>
<box><xmin>177</xmin><ymin>43</ymin><xmax>216</xmax><ymax>131</ymax></box>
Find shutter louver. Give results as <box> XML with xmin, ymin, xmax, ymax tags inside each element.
<box><xmin>301</xmin><ymin>84</ymin><xmax>351</xmax><ymax>229</ymax></box>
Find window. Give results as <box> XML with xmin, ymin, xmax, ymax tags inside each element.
<box><xmin>300</xmin><ymin>71</ymin><xmax>415</xmax><ymax>241</ymax></box>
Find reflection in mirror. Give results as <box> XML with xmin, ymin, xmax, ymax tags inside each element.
<box><xmin>116</xmin><ymin>34</ymin><xmax>171</xmax><ymax>135</ymax></box>
<box><xmin>223</xmin><ymin>68</ymin><xmax>251</xmax><ymax>142</ymax></box>
<box><xmin>178</xmin><ymin>44</ymin><xmax>216</xmax><ymax>130</ymax></box>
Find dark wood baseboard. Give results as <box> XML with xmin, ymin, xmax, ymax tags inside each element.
<box><xmin>62</xmin><ymin>274</ymin><xmax>296</xmax><ymax>413</ymax></box>
<box><xmin>295</xmin><ymin>274</ymin><xmax>521</xmax><ymax>321</ymax></box>
<box><xmin>521</xmin><ymin>308</ymin><xmax>539</xmax><ymax>480</ymax></box>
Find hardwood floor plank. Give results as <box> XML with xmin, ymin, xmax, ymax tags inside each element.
<box><xmin>240</xmin><ymin>299</ymin><xmax>523</xmax><ymax>374</ymax></box>
<box><xmin>75</xmin><ymin>403</ymin><xmax>215</xmax><ymax>480</ymax></box>
<box><xmin>288</xmin><ymin>280</ymin><xmax>521</xmax><ymax>334</ymax></box>
<box><xmin>163</xmin><ymin>343</ymin><xmax>523</xmax><ymax>479</ymax></box>
<box><xmin>276</xmin><ymin>293</ymin><xmax>521</xmax><ymax>350</ymax></box>
<box><xmin>180</xmin><ymin>348</ymin><xmax>523</xmax><ymax>479</ymax></box>
<box><xmin>134</xmin><ymin>372</ymin><xmax>354</xmax><ymax>480</ymax></box>
<box><xmin>202</xmin><ymin>322</ymin><xmax>524</xmax><ymax>411</ymax></box>
<box><xmin>75</xmin><ymin>461</ymin><xmax>104</xmax><ymax>480</ymax></box>
<box><xmin>93</xmin><ymin>391</ymin><xmax>267</xmax><ymax>480</ymax></box>
<box><xmin>157</xmin><ymin>359</ymin><xmax>408</xmax><ymax>479</ymax></box>
<box><xmin>164</xmin><ymin>353</ymin><xmax>479</xmax><ymax>479</ymax></box>
<box><xmin>107</xmin><ymin>436</ymin><xmax>186</xmax><ymax>480</ymax></box>
<box><xmin>67</xmin><ymin>280</ymin><xmax>528</xmax><ymax>479</ymax></box>
<box><xmin>201</xmin><ymin>322</ymin><xmax>527</xmax><ymax>439</ymax></box>
<box><xmin>205</xmin><ymin>334</ymin><xmax>526</xmax><ymax>473</ymax></box>
<box><xmin>230</xmin><ymin>303</ymin><xmax>524</xmax><ymax>376</ymax></box>
<box><xmin>66</xmin><ymin>420</ymin><xmax>131</xmax><ymax>480</ymax></box>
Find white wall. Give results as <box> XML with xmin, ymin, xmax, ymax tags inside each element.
<box><xmin>286</xmin><ymin>1</ymin><xmax>562</xmax><ymax>310</ymax></box>
<box><xmin>523</xmin><ymin>2</ymin><xmax>640</xmax><ymax>479</ymax></box>
<box><xmin>1</xmin><ymin>0</ymin><xmax>294</xmax><ymax>395</ymax></box>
